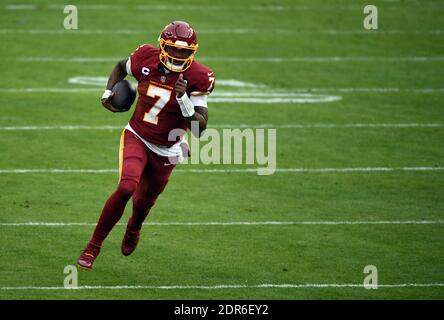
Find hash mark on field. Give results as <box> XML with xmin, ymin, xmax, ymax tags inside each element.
<box><xmin>1</xmin><ymin>283</ymin><xmax>444</xmax><ymax>290</ymax></box>
<box><xmin>0</xmin><ymin>167</ymin><xmax>444</xmax><ymax>174</ymax></box>
<box><xmin>0</xmin><ymin>123</ymin><xmax>442</xmax><ymax>131</ymax></box>
<box><xmin>1</xmin><ymin>220</ymin><xmax>443</xmax><ymax>227</ymax></box>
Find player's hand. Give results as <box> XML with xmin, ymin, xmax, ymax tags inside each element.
<box><xmin>100</xmin><ymin>91</ymin><xmax>122</xmax><ymax>113</ymax></box>
<box><xmin>175</xmin><ymin>73</ymin><xmax>187</xmax><ymax>98</ymax></box>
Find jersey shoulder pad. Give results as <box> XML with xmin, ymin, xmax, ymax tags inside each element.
<box><xmin>130</xmin><ymin>44</ymin><xmax>157</xmax><ymax>59</ymax></box>
<box><xmin>129</xmin><ymin>44</ymin><xmax>159</xmax><ymax>81</ymax></box>
<box><xmin>185</xmin><ymin>61</ymin><xmax>215</xmax><ymax>95</ymax></box>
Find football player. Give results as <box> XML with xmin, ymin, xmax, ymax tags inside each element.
<box><xmin>77</xmin><ymin>21</ymin><xmax>215</xmax><ymax>270</ymax></box>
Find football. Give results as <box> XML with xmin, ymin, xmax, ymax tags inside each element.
<box><xmin>111</xmin><ymin>80</ymin><xmax>137</xmax><ymax>111</ymax></box>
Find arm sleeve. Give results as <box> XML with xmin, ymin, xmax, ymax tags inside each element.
<box><xmin>190</xmin><ymin>94</ymin><xmax>208</xmax><ymax>108</ymax></box>
<box><xmin>126</xmin><ymin>58</ymin><xmax>133</xmax><ymax>76</ymax></box>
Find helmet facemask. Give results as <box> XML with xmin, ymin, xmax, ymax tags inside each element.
<box><xmin>159</xmin><ymin>38</ymin><xmax>198</xmax><ymax>72</ymax></box>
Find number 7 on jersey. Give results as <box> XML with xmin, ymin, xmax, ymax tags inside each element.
<box><xmin>143</xmin><ymin>84</ymin><xmax>172</xmax><ymax>125</ymax></box>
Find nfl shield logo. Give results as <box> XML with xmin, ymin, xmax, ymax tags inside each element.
<box><xmin>160</xmin><ymin>75</ymin><xmax>167</xmax><ymax>83</ymax></box>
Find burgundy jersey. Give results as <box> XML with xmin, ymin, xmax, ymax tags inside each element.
<box><xmin>128</xmin><ymin>44</ymin><xmax>215</xmax><ymax>147</ymax></box>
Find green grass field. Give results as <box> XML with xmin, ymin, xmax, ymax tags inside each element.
<box><xmin>0</xmin><ymin>0</ymin><xmax>444</xmax><ymax>299</ymax></box>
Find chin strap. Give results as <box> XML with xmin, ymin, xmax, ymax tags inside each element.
<box><xmin>176</xmin><ymin>93</ymin><xmax>195</xmax><ymax>118</ymax></box>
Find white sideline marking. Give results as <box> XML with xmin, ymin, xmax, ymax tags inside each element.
<box><xmin>1</xmin><ymin>220</ymin><xmax>443</xmax><ymax>227</ymax></box>
<box><xmin>0</xmin><ymin>123</ymin><xmax>442</xmax><ymax>131</ymax></box>
<box><xmin>0</xmin><ymin>167</ymin><xmax>443</xmax><ymax>174</ymax></box>
<box><xmin>1</xmin><ymin>283</ymin><xmax>443</xmax><ymax>290</ymax></box>
<box><xmin>9</xmin><ymin>56</ymin><xmax>444</xmax><ymax>62</ymax></box>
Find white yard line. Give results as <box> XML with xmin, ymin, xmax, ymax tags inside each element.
<box><xmin>0</xmin><ymin>123</ymin><xmax>442</xmax><ymax>131</ymax></box>
<box><xmin>0</xmin><ymin>125</ymin><xmax>121</xmax><ymax>131</ymax></box>
<box><xmin>14</xmin><ymin>57</ymin><xmax>119</xmax><ymax>62</ymax></box>
<box><xmin>207</xmin><ymin>97</ymin><xmax>342</xmax><ymax>103</ymax></box>
<box><xmin>1</xmin><ymin>220</ymin><xmax>443</xmax><ymax>227</ymax></box>
<box><xmin>0</xmin><ymin>169</ymin><xmax>118</xmax><ymax>174</ymax></box>
<box><xmin>0</xmin><ymin>88</ymin><xmax>342</xmax><ymax>103</ymax></box>
<box><xmin>8</xmin><ymin>56</ymin><xmax>444</xmax><ymax>62</ymax></box>
<box><xmin>1</xmin><ymin>87</ymin><xmax>443</xmax><ymax>94</ymax></box>
<box><xmin>0</xmin><ymin>88</ymin><xmax>100</xmax><ymax>93</ymax></box>
<box><xmin>1</xmin><ymin>283</ymin><xmax>443</xmax><ymax>290</ymax></box>
<box><xmin>201</xmin><ymin>56</ymin><xmax>444</xmax><ymax>62</ymax></box>
<box><xmin>2</xmin><ymin>27</ymin><xmax>444</xmax><ymax>35</ymax></box>
<box><xmin>294</xmin><ymin>88</ymin><xmax>444</xmax><ymax>93</ymax></box>
<box><xmin>4</xmin><ymin>2</ymin><xmax>444</xmax><ymax>11</ymax></box>
<box><xmin>7</xmin><ymin>4</ymin><xmax>421</xmax><ymax>11</ymax></box>
<box><xmin>4</xmin><ymin>5</ymin><xmax>36</xmax><ymax>10</ymax></box>
<box><xmin>0</xmin><ymin>167</ymin><xmax>443</xmax><ymax>174</ymax></box>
